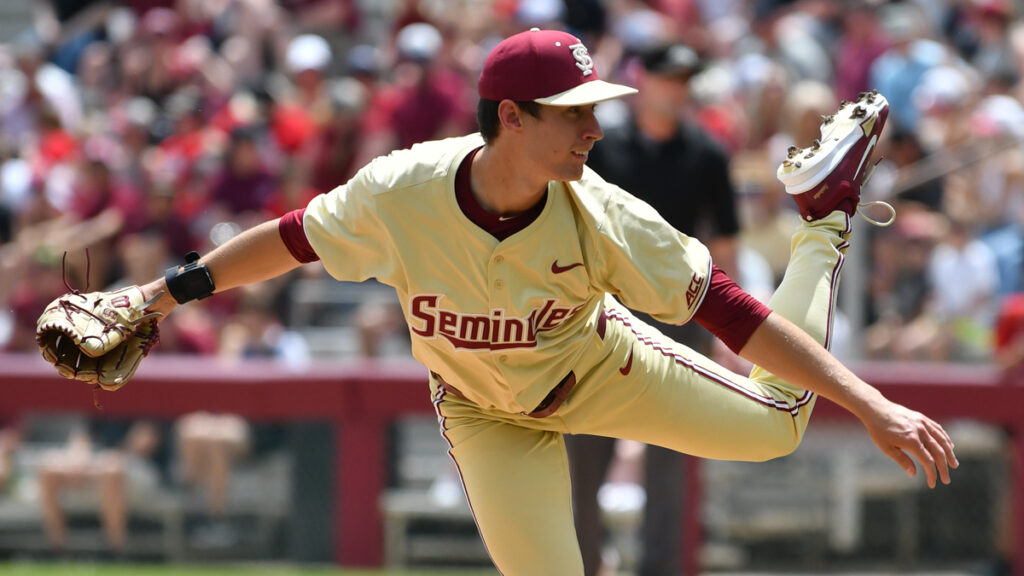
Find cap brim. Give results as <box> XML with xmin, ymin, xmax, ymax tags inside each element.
<box><xmin>534</xmin><ymin>79</ymin><xmax>638</xmax><ymax>106</ymax></box>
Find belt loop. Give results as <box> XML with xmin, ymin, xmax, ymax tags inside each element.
<box><xmin>431</xmin><ymin>371</ymin><xmax>468</xmax><ymax>400</ymax></box>
<box><xmin>526</xmin><ymin>371</ymin><xmax>576</xmax><ymax>418</ymax></box>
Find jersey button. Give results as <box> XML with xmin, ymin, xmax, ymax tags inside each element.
<box><xmin>495</xmin><ymin>255</ymin><xmax>504</xmax><ymax>264</ymax></box>
<box><xmin>495</xmin><ymin>279</ymin><xmax>504</xmax><ymax>289</ymax></box>
<box><xmin>499</xmin><ymin>355</ymin><xmax>508</xmax><ymax>362</ymax></box>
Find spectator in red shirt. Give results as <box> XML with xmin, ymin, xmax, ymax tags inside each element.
<box><xmin>29</xmin><ymin>109</ymin><xmax>79</xmax><ymax>184</ymax></box>
<box><xmin>209</xmin><ymin>126</ymin><xmax>276</xmax><ymax>218</ymax></box>
<box><xmin>309</xmin><ymin>77</ymin><xmax>368</xmax><ymax>192</ymax></box>
<box><xmin>995</xmin><ymin>293</ymin><xmax>1024</xmax><ymax>377</ymax></box>
<box><xmin>834</xmin><ymin>1</ymin><xmax>891</xmax><ymax>101</ymax></box>
<box><xmin>264</xmin><ymin>164</ymin><xmax>321</xmax><ymax>218</ymax></box>
<box><xmin>356</xmin><ymin>22</ymin><xmax>476</xmax><ymax>164</ymax></box>
<box><xmin>388</xmin><ymin>22</ymin><xmax>476</xmax><ymax>149</ymax></box>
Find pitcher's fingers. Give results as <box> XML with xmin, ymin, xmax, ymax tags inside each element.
<box><xmin>883</xmin><ymin>445</ymin><xmax>917</xmax><ymax>479</ymax></box>
<box><xmin>920</xmin><ymin>427</ymin><xmax>951</xmax><ymax>485</ymax></box>
<box><xmin>924</xmin><ymin>419</ymin><xmax>959</xmax><ymax>469</ymax></box>
<box><xmin>904</xmin><ymin>438</ymin><xmax>938</xmax><ymax>488</ymax></box>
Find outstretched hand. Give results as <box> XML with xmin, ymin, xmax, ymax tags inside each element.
<box><xmin>862</xmin><ymin>399</ymin><xmax>959</xmax><ymax>488</ymax></box>
<box><xmin>36</xmin><ymin>286</ymin><xmax>163</xmax><ymax>391</ymax></box>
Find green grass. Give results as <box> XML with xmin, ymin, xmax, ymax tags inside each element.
<box><xmin>0</xmin><ymin>563</ymin><xmax>498</xmax><ymax>576</ymax></box>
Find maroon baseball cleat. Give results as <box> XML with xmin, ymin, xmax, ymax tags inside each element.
<box><xmin>777</xmin><ymin>90</ymin><xmax>895</xmax><ymax>226</ymax></box>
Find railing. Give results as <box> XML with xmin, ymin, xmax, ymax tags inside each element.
<box><xmin>1</xmin><ymin>353</ymin><xmax>1021</xmax><ymax>574</ymax></box>
<box><xmin>0</xmin><ymin>353</ymin><xmax>430</xmax><ymax>566</ymax></box>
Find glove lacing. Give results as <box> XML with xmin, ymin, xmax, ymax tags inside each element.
<box><xmin>60</xmin><ymin>251</ymin><xmax>106</xmax><ymax>409</ymax></box>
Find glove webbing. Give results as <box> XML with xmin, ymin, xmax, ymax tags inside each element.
<box><xmin>60</xmin><ymin>250</ymin><xmax>107</xmax><ymax>409</ymax></box>
<box><xmin>56</xmin><ymin>250</ymin><xmax>162</xmax><ymax>407</ymax></box>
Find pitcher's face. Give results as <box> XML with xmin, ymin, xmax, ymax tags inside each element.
<box><xmin>520</xmin><ymin>103</ymin><xmax>604</xmax><ymax>182</ymax></box>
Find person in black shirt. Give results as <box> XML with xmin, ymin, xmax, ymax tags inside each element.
<box><xmin>566</xmin><ymin>42</ymin><xmax>741</xmax><ymax>576</ymax></box>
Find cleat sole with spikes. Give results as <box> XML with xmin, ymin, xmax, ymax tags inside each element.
<box><xmin>777</xmin><ymin>90</ymin><xmax>887</xmax><ymax>195</ymax></box>
<box><xmin>776</xmin><ymin>90</ymin><xmax>894</xmax><ymax>225</ymax></box>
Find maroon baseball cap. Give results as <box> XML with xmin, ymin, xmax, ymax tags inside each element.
<box><xmin>479</xmin><ymin>28</ymin><xmax>637</xmax><ymax>106</ymax></box>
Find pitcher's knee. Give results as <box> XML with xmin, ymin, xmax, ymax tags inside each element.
<box><xmin>770</xmin><ymin>434</ymin><xmax>802</xmax><ymax>460</ymax></box>
<box><xmin>750</xmin><ymin>426</ymin><xmax>805</xmax><ymax>462</ymax></box>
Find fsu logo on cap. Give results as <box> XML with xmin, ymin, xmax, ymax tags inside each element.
<box><xmin>478</xmin><ymin>28</ymin><xmax>637</xmax><ymax>105</ymax></box>
<box><xmin>569</xmin><ymin>43</ymin><xmax>594</xmax><ymax>77</ymax></box>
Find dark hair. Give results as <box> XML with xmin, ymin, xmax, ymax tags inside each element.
<box><xmin>640</xmin><ymin>42</ymin><xmax>704</xmax><ymax>78</ymax></box>
<box><xmin>476</xmin><ymin>99</ymin><xmax>542</xmax><ymax>144</ymax></box>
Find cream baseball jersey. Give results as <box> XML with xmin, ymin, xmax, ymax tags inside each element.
<box><xmin>303</xmin><ymin>133</ymin><xmax>711</xmax><ymax>414</ymax></box>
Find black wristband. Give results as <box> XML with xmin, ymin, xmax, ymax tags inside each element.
<box><xmin>164</xmin><ymin>251</ymin><xmax>216</xmax><ymax>304</ymax></box>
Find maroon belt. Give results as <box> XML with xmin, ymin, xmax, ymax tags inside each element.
<box><xmin>432</xmin><ymin>370</ymin><xmax>577</xmax><ymax>418</ymax></box>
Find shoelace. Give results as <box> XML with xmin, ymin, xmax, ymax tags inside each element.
<box><xmin>856</xmin><ymin>201</ymin><xmax>896</xmax><ymax>227</ymax></box>
<box><xmin>856</xmin><ymin>160</ymin><xmax>896</xmax><ymax>227</ymax></box>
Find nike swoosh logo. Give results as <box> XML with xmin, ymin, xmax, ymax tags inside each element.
<box><xmin>498</xmin><ymin>215</ymin><xmax>516</xmax><ymax>221</ymax></box>
<box><xmin>619</xmin><ymin>346</ymin><xmax>634</xmax><ymax>375</ymax></box>
<box><xmin>551</xmin><ymin>261</ymin><xmax>584</xmax><ymax>274</ymax></box>
<box><xmin>853</xmin><ymin>134</ymin><xmax>878</xmax><ymax>183</ymax></box>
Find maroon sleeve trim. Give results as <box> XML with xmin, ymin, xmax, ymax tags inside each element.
<box><xmin>278</xmin><ymin>208</ymin><xmax>320</xmax><ymax>263</ymax></box>
<box><xmin>692</xmin><ymin>265</ymin><xmax>771</xmax><ymax>353</ymax></box>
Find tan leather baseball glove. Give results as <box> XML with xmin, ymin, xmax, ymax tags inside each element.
<box><xmin>36</xmin><ymin>286</ymin><xmax>163</xmax><ymax>391</ymax></box>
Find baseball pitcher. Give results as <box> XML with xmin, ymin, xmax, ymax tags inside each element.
<box><xmin>38</xmin><ymin>29</ymin><xmax>957</xmax><ymax>575</ymax></box>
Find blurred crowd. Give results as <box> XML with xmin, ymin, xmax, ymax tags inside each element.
<box><xmin>1</xmin><ymin>0</ymin><xmax>1024</xmax><ymax>368</ymax></box>
<box><xmin>0</xmin><ymin>0</ymin><xmax>1022</xmax><ymax>563</ymax></box>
